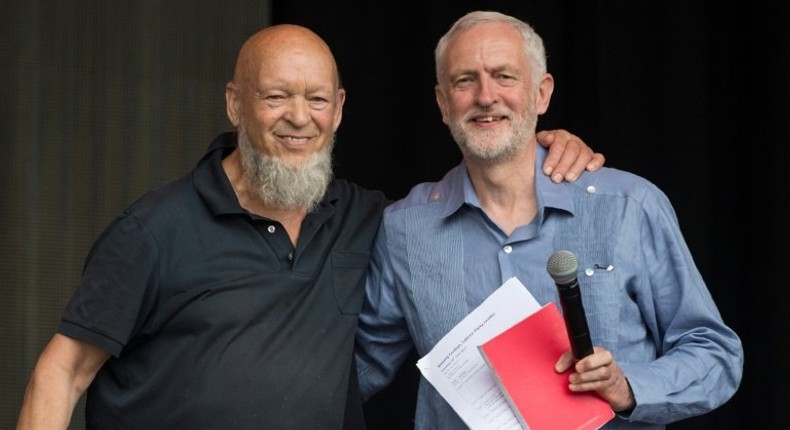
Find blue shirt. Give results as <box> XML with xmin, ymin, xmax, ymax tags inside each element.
<box><xmin>356</xmin><ymin>146</ymin><xmax>743</xmax><ymax>429</ymax></box>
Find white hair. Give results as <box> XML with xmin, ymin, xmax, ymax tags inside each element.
<box><xmin>434</xmin><ymin>11</ymin><xmax>547</xmax><ymax>87</ymax></box>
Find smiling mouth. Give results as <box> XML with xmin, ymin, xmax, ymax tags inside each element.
<box><xmin>279</xmin><ymin>135</ymin><xmax>312</xmax><ymax>145</ymax></box>
<box><xmin>471</xmin><ymin>115</ymin><xmax>507</xmax><ymax>123</ymax></box>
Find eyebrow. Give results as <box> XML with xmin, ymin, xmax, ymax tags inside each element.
<box><xmin>449</xmin><ymin>64</ymin><xmax>519</xmax><ymax>79</ymax></box>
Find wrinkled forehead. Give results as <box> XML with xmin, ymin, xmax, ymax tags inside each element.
<box><xmin>255</xmin><ymin>48</ymin><xmax>339</xmax><ymax>92</ymax></box>
<box><xmin>441</xmin><ymin>23</ymin><xmax>527</xmax><ymax>74</ymax></box>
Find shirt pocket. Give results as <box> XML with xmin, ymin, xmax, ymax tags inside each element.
<box><xmin>331</xmin><ymin>251</ymin><xmax>371</xmax><ymax>315</ymax></box>
<box><xmin>578</xmin><ymin>265</ymin><xmax>621</xmax><ymax>348</ymax></box>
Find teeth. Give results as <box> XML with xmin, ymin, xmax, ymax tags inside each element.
<box><xmin>477</xmin><ymin>117</ymin><xmax>496</xmax><ymax>122</ymax></box>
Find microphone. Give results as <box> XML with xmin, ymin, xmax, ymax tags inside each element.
<box><xmin>546</xmin><ymin>250</ymin><xmax>594</xmax><ymax>360</ymax></box>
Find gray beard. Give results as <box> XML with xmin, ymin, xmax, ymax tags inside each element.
<box><xmin>237</xmin><ymin>128</ymin><xmax>334</xmax><ymax>212</ymax></box>
<box><xmin>449</xmin><ymin>108</ymin><xmax>537</xmax><ymax>165</ymax></box>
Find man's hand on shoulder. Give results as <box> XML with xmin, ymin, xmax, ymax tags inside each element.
<box><xmin>537</xmin><ymin>129</ymin><xmax>605</xmax><ymax>183</ymax></box>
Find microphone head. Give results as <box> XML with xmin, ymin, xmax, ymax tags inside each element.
<box><xmin>547</xmin><ymin>250</ymin><xmax>578</xmax><ymax>285</ymax></box>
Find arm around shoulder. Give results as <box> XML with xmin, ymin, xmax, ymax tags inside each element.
<box><xmin>17</xmin><ymin>333</ymin><xmax>110</xmax><ymax>430</ymax></box>
<box><xmin>536</xmin><ymin>129</ymin><xmax>605</xmax><ymax>183</ymax></box>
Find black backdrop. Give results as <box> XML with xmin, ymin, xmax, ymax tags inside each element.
<box><xmin>274</xmin><ymin>2</ymin><xmax>790</xmax><ymax>429</ymax></box>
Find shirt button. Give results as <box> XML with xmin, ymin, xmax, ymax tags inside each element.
<box><xmin>586</xmin><ymin>185</ymin><xmax>597</xmax><ymax>194</ymax></box>
<box><xmin>267</xmin><ymin>225</ymin><xmax>276</xmax><ymax>233</ymax></box>
<box><xmin>503</xmin><ymin>245</ymin><xmax>513</xmax><ymax>254</ymax></box>
<box><xmin>288</xmin><ymin>252</ymin><xmax>294</xmax><ymax>261</ymax></box>
<box><xmin>585</xmin><ymin>267</ymin><xmax>595</xmax><ymax>277</ymax></box>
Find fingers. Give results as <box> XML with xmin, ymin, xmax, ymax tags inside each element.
<box><xmin>573</xmin><ymin>347</ymin><xmax>614</xmax><ymax>372</ymax></box>
<box><xmin>569</xmin><ymin>367</ymin><xmax>634</xmax><ymax>412</ymax></box>
<box><xmin>537</xmin><ymin>130</ymin><xmax>570</xmax><ymax>182</ymax></box>
<box><xmin>587</xmin><ymin>152</ymin><xmax>606</xmax><ymax>172</ymax></box>
<box><xmin>570</xmin><ymin>348</ymin><xmax>613</xmax><ymax>381</ymax></box>
<box><xmin>537</xmin><ymin>129</ymin><xmax>604</xmax><ymax>183</ymax></box>
<box><xmin>564</xmin><ymin>347</ymin><xmax>635</xmax><ymax>412</ymax></box>
<box><xmin>568</xmin><ymin>362</ymin><xmax>613</xmax><ymax>390</ymax></box>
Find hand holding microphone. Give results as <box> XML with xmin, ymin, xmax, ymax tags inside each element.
<box><xmin>548</xmin><ymin>250</ymin><xmax>636</xmax><ymax>411</ymax></box>
<box><xmin>546</xmin><ymin>250</ymin><xmax>594</xmax><ymax>360</ymax></box>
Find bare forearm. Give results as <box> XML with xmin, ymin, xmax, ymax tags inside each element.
<box><xmin>16</xmin><ymin>364</ymin><xmax>83</xmax><ymax>429</ymax></box>
<box><xmin>17</xmin><ymin>334</ymin><xmax>109</xmax><ymax>430</ymax></box>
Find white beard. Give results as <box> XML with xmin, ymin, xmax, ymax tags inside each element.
<box><xmin>237</xmin><ymin>127</ymin><xmax>334</xmax><ymax>212</ymax></box>
<box><xmin>449</xmin><ymin>106</ymin><xmax>537</xmax><ymax>165</ymax></box>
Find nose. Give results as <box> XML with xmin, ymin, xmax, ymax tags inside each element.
<box><xmin>475</xmin><ymin>76</ymin><xmax>496</xmax><ymax>107</ymax></box>
<box><xmin>283</xmin><ymin>97</ymin><xmax>311</xmax><ymax>127</ymax></box>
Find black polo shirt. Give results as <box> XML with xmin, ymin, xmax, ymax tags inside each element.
<box><xmin>60</xmin><ymin>132</ymin><xmax>387</xmax><ymax>429</ymax></box>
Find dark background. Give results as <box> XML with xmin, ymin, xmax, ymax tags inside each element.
<box><xmin>3</xmin><ymin>1</ymin><xmax>787</xmax><ymax>429</ymax></box>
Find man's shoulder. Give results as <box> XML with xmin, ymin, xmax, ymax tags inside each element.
<box><xmin>566</xmin><ymin>167</ymin><xmax>675</xmax><ymax>218</ymax></box>
<box><xmin>384</xmin><ymin>163</ymin><xmax>465</xmax><ymax>214</ymax></box>
<box><xmin>377</xmin><ymin>181</ymin><xmax>455</xmax><ymax>239</ymax></box>
<box><xmin>124</xmin><ymin>132</ymin><xmax>228</xmax><ymax>219</ymax></box>
<box><xmin>326</xmin><ymin>179</ymin><xmax>390</xmax><ymax>218</ymax></box>
<box><xmin>571</xmin><ymin>166</ymin><xmax>666</xmax><ymax>200</ymax></box>
<box><xmin>329</xmin><ymin>179</ymin><xmax>388</xmax><ymax>203</ymax></box>
<box><xmin>385</xmin><ymin>181</ymin><xmax>443</xmax><ymax>212</ymax></box>
<box><xmin>117</xmin><ymin>173</ymin><xmax>200</xmax><ymax>230</ymax></box>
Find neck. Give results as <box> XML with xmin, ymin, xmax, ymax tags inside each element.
<box><xmin>465</xmin><ymin>143</ymin><xmax>538</xmax><ymax>235</ymax></box>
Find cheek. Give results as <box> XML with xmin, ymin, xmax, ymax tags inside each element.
<box><xmin>447</xmin><ymin>105</ymin><xmax>469</xmax><ymax>124</ymax></box>
<box><xmin>253</xmin><ymin>110</ymin><xmax>279</xmax><ymax>127</ymax></box>
<box><xmin>244</xmin><ymin>103</ymin><xmax>281</xmax><ymax>125</ymax></box>
<box><xmin>448</xmin><ymin>95</ymin><xmax>475</xmax><ymax>115</ymax></box>
<box><xmin>315</xmin><ymin>110</ymin><xmax>341</xmax><ymax>132</ymax></box>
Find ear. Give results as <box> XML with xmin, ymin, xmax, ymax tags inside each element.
<box><xmin>225</xmin><ymin>82</ymin><xmax>241</xmax><ymax>127</ymax></box>
<box><xmin>435</xmin><ymin>85</ymin><xmax>450</xmax><ymax>125</ymax></box>
<box><xmin>333</xmin><ymin>88</ymin><xmax>346</xmax><ymax>132</ymax></box>
<box><xmin>535</xmin><ymin>73</ymin><xmax>555</xmax><ymax>115</ymax></box>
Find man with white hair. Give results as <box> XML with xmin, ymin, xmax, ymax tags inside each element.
<box><xmin>356</xmin><ymin>11</ymin><xmax>742</xmax><ymax>429</ymax></box>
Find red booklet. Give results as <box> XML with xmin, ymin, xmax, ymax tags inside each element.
<box><xmin>478</xmin><ymin>303</ymin><xmax>615</xmax><ymax>430</ymax></box>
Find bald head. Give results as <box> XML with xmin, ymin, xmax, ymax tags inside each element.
<box><xmin>232</xmin><ymin>24</ymin><xmax>341</xmax><ymax>91</ymax></box>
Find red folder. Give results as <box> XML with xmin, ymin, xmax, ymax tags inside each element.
<box><xmin>478</xmin><ymin>303</ymin><xmax>615</xmax><ymax>430</ymax></box>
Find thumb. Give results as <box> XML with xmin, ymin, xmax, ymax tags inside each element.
<box><xmin>554</xmin><ymin>349</ymin><xmax>574</xmax><ymax>373</ymax></box>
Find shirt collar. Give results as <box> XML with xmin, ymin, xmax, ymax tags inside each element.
<box><xmin>436</xmin><ymin>145</ymin><xmax>576</xmax><ymax>219</ymax></box>
<box><xmin>194</xmin><ymin>132</ymin><xmax>244</xmax><ymax>217</ymax></box>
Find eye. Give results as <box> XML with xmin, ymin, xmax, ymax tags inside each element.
<box><xmin>308</xmin><ymin>97</ymin><xmax>330</xmax><ymax>109</ymax></box>
<box><xmin>261</xmin><ymin>93</ymin><xmax>287</xmax><ymax>107</ymax></box>
<box><xmin>454</xmin><ymin>76</ymin><xmax>475</xmax><ymax>89</ymax></box>
<box><xmin>495</xmin><ymin>73</ymin><xmax>518</xmax><ymax>85</ymax></box>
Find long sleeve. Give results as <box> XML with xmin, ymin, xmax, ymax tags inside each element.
<box><xmin>355</xmin><ymin>223</ymin><xmax>415</xmax><ymax>400</ymax></box>
<box><xmin>615</xmin><ymin>181</ymin><xmax>743</xmax><ymax>424</ymax></box>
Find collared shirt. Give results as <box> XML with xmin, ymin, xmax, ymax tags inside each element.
<box><xmin>60</xmin><ymin>132</ymin><xmax>387</xmax><ymax>429</ymax></box>
<box><xmin>356</xmin><ymin>146</ymin><xmax>743</xmax><ymax>429</ymax></box>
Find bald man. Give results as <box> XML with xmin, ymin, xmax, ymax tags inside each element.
<box><xmin>16</xmin><ymin>25</ymin><xmax>602</xmax><ymax>430</ymax></box>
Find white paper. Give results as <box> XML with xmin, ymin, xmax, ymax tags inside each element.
<box><xmin>416</xmin><ymin>277</ymin><xmax>541</xmax><ymax>430</ymax></box>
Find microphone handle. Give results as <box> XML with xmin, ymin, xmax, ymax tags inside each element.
<box><xmin>558</xmin><ymin>280</ymin><xmax>594</xmax><ymax>360</ymax></box>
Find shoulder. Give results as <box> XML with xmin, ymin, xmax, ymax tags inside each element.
<box><xmin>327</xmin><ymin>179</ymin><xmax>390</xmax><ymax>212</ymax></box>
<box><xmin>329</xmin><ymin>178</ymin><xmax>388</xmax><ymax>202</ymax></box>
<box><xmin>90</xmin><ymin>173</ymin><xmax>202</xmax><ymax>250</ymax></box>
<box><xmin>126</xmin><ymin>174</ymin><xmax>197</xmax><ymax>220</ymax></box>
<box><xmin>384</xmin><ymin>163</ymin><xmax>465</xmax><ymax>214</ymax></box>
<box><xmin>570</xmin><ymin>166</ymin><xmax>670</xmax><ymax>205</ymax></box>
<box><xmin>123</xmin><ymin>133</ymin><xmax>233</xmax><ymax>225</ymax></box>
<box><xmin>387</xmin><ymin>182</ymin><xmax>441</xmax><ymax>211</ymax></box>
<box><xmin>563</xmin><ymin>167</ymin><xmax>678</xmax><ymax>226</ymax></box>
